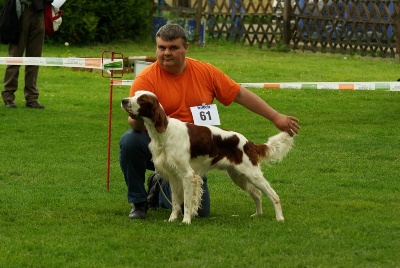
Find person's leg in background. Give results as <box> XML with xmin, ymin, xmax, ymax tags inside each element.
<box><xmin>1</xmin><ymin>10</ymin><xmax>28</xmax><ymax>108</ymax></box>
<box><xmin>24</xmin><ymin>6</ymin><xmax>45</xmax><ymax>108</ymax></box>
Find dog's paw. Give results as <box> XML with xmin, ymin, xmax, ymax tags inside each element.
<box><xmin>182</xmin><ymin>218</ymin><xmax>192</xmax><ymax>224</ymax></box>
<box><xmin>276</xmin><ymin>215</ymin><xmax>285</xmax><ymax>221</ymax></box>
<box><xmin>168</xmin><ymin>216</ymin><xmax>178</xmax><ymax>222</ymax></box>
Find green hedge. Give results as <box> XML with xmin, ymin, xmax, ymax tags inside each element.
<box><xmin>51</xmin><ymin>0</ymin><xmax>153</xmax><ymax>44</ymax></box>
<box><xmin>0</xmin><ymin>0</ymin><xmax>153</xmax><ymax>45</ymax></box>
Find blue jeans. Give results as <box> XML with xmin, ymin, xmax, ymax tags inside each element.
<box><xmin>119</xmin><ymin>130</ymin><xmax>210</xmax><ymax>217</ymax></box>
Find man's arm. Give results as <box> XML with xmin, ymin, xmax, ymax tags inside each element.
<box><xmin>234</xmin><ymin>86</ymin><xmax>300</xmax><ymax>136</ymax></box>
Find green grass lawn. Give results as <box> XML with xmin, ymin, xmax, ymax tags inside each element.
<box><xmin>0</xmin><ymin>41</ymin><xmax>399</xmax><ymax>267</ymax></box>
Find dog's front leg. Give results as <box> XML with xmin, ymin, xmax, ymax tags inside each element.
<box><xmin>168</xmin><ymin>179</ymin><xmax>182</xmax><ymax>222</ymax></box>
<box><xmin>182</xmin><ymin>177</ymin><xmax>193</xmax><ymax>224</ymax></box>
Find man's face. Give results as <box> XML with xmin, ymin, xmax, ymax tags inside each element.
<box><xmin>156</xmin><ymin>37</ymin><xmax>188</xmax><ymax>73</ymax></box>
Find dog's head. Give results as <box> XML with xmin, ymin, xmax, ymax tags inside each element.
<box><xmin>121</xmin><ymin>90</ymin><xmax>168</xmax><ymax>133</ymax></box>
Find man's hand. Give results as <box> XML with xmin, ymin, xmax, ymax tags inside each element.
<box><xmin>128</xmin><ymin>116</ymin><xmax>147</xmax><ymax>132</ymax></box>
<box><xmin>272</xmin><ymin>113</ymin><xmax>300</xmax><ymax>136</ymax></box>
<box><xmin>128</xmin><ymin>113</ymin><xmax>139</xmax><ymax>120</ymax></box>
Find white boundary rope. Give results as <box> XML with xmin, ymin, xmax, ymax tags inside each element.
<box><xmin>113</xmin><ymin>80</ymin><xmax>400</xmax><ymax>91</ymax></box>
<box><xmin>1</xmin><ymin>57</ymin><xmax>398</xmax><ymax>91</ymax></box>
<box><xmin>239</xmin><ymin>82</ymin><xmax>400</xmax><ymax>91</ymax></box>
<box><xmin>0</xmin><ymin>57</ymin><xmax>122</xmax><ymax>70</ymax></box>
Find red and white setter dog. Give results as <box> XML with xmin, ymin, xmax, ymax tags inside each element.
<box><xmin>121</xmin><ymin>91</ymin><xmax>294</xmax><ymax>224</ymax></box>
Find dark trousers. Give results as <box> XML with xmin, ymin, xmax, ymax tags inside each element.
<box><xmin>119</xmin><ymin>129</ymin><xmax>211</xmax><ymax>217</ymax></box>
<box><xmin>2</xmin><ymin>6</ymin><xmax>45</xmax><ymax>103</ymax></box>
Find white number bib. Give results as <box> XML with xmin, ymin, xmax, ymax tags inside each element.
<box><xmin>190</xmin><ymin>104</ymin><xmax>221</xmax><ymax>126</ymax></box>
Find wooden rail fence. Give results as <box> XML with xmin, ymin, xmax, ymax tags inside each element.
<box><xmin>153</xmin><ymin>0</ymin><xmax>400</xmax><ymax>58</ymax></box>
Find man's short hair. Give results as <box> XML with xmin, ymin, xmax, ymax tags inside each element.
<box><xmin>156</xmin><ymin>24</ymin><xmax>188</xmax><ymax>45</ymax></box>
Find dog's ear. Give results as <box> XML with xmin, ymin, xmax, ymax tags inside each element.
<box><xmin>137</xmin><ymin>95</ymin><xmax>154</xmax><ymax>118</ymax></box>
<box><xmin>137</xmin><ymin>94</ymin><xmax>168</xmax><ymax>133</ymax></box>
<box><xmin>152</xmin><ymin>100</ymin><xmax>168</xmax><ymax>133</ymax></box>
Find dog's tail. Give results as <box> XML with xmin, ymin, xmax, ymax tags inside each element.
<box><xmin>264</xmin><ymin>132</ymin><xmax>294</xmax><ymax>164</ymax></box>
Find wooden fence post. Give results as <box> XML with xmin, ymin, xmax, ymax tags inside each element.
<box><xmin>283</xmin><ymin>0</ymin><xmax>291</xmax><ymax>47</ymax></box>
<box><xmin>397</xmin><ymin>0</ymin><xmax>400</xmax><ymax>61</ymax></box>
<box><xmin>195</xmin><ymin>0</ymin><xmax>203</xmax><ymax>45</ymax></box>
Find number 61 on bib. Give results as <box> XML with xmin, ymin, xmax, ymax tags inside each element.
<box><xmin>190</xmin><ymin>104</ymin><xmax>221</xmax><ymax>126</ymax></box>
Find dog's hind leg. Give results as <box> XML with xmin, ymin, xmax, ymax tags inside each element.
<box><xmin>228</xmin><ymin>168</ymin><xmax>284</xmax><ymax>221</ymax></box>
<box><xmin>248</xmin><ymin>172</ymin><xmax>284</xmax><ymax>221</ymax></box>
<box><xmin>227</xmin><ymin>169</ymin><xmax>263</xmax><ymax>216</ymax></box>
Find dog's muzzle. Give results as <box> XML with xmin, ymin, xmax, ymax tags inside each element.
<box><xmin>121</xmin><ymin>98</ymin><xmax>131</xmax><ymax>112</ymax></box>
<box><xmin>121</xmin><ymin>98</ymin><xmax>139</xmax><ymax>119</ymax></box>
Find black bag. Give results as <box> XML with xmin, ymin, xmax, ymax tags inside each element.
<box><xmin>0</xmin><ymin>0</ymin><xmax>21</xmax><ymax>45</ymax></box>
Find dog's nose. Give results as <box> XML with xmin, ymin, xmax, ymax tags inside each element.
<box><xmin>121</xmin><ymin>98</ymin><xmax>130</xmax><ymax>108</ymax></box>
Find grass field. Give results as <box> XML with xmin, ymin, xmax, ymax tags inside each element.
<box><xmin>0</xmin><ymin>41</ymin><xmax>399</xmax><ymax>267</ymax></box>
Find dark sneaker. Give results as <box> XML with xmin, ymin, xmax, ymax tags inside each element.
<box><xmin>4</xmin><ymin>100</ymin><xmax>16</xmax><ymax>108</ymax></box>
<box><xmin>147</xmin><ymin>173</ymin><xmax>162</xmax><ymax>209</ymax></box>
<box><xmin>129</xmin><ymin>202</ymin><xmax>147</xmax><ymax>219</ymax></box>
<box><xmin>26</xmin><ymin>101</ymin><xmax>45</xmax><ymax>109</ymax></box>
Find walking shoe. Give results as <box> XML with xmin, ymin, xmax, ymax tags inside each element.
<box><xmin>4</xmin><ymin>100</ymin><xmax>16</xmax><ymax>108</ymax></box>
<box><xmin>129</xmin><ymin>201</ymin><xmax>147</xmax><ymax>219</ymax></box>
<box><xmin>147</xmin><ymin>173</ymin><xmax>162</xmax><ymax>209</ymax></box>
<box><xmin>26</xmin><ymin>101</ymin><xmax>45</xmax><ymax>109</ymax></box>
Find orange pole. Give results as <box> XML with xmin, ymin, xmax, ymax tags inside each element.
<box><xmin>102</xmin><ymin>51</ymin><xmax>124</xmax><ymax>192</ymax></box>
<box><xmin>106</xmin><ymin>77</ymin><xmax>113</xmax><ymax>192</ymax></box>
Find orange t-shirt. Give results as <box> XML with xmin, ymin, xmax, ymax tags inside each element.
<box><xmin>130</xmin><ymin>57</ymin><xmax>241</xmax><ymax>123</ymax></box>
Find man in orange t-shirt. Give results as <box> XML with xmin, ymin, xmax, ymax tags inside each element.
<box><xmin>129</xmin><ymin>57</ymin><xmax>240</xmax><ymax>123</ymax></box>
<box><xmin>120</xmin><ymin>24</ymin><xmax>300</xmax><ymax>220</ymax></box>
